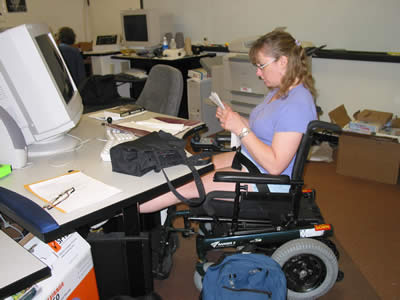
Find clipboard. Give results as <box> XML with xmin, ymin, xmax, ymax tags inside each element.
<box><xmin>25</xmin><ymin>171</ymin><xmax>122</xmax><ymax>213</ymax></box>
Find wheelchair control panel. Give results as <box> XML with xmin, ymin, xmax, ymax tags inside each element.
<box><xmin>190</xmin><ymin>132</ymin><xmax>233</xmax><ymax>152</ymax></box>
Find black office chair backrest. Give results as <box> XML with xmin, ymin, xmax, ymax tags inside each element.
<box><xmin>135</xmin><ymin>64</ymin><xmax>183</xmax><ymax>116</ymax></box>
<box><xmin>291</xmin><ymin>120</ymin><xmax>341</xmax><ymax>180</ymax></box>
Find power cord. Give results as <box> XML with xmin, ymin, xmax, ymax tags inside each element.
<box><xmin>0</xmin><ymin>213</ymin><xmax>25</xmax><ymax>241</ymax></box>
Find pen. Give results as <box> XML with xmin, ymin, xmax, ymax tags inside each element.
<box><xmin>43</xmin><ymin>187</ymin><xmax>75</xmax><ymax>210</ymax></box>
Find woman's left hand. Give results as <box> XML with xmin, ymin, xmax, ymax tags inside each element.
<box><xmin>216</xmin><ymin>104</ymin><xmax>245</xmax><ymax>135</ymax></box>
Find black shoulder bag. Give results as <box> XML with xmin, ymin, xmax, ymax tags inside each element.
<box><xmin>110</xmin><ymin>130</ymin><xmax>211</xmax><ymax>207</ymax></box>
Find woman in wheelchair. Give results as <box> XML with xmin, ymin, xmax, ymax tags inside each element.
<box><xmin>141</xmin><ymin>30</ymin><xmax>343</xmax><ymax>299</ymax></box>
<box><xmin>140</xmin><ymin>30</ymin><xmax>317</xmax><ymax>213</ymax></box>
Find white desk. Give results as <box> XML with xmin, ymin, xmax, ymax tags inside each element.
<box><xmin>0</xmin><ymin>111</ymin><xmax>211</xmax><ymax>241</ymax></box>
<box><xmin>0</xmin><ymin>111</ymin><xmax>212</xmax><ymax>297</ymax></box>
<box><xmin>0</xmin><ymin>230</ymin><xmax>50</xmax><ymax>298</ymax></box>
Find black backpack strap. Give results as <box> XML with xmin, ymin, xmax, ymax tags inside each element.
<box><xmin>153</xmin><ymin>149</ymin><xmax>209</xmax><ymax>207</ymax></box>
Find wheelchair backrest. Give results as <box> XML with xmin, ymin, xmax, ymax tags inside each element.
<box><xmin>291</xmin><ymin>120</ymin><xmax>341</xmax><ymax>180</ymax></box>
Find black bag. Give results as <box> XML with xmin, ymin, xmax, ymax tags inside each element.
<box><xmin>110</xmin><ymin>131</ymin><xmax>211</xmax><ymax>206</ymax></box>
<box><xmin>79</xmin><ymin>74</ymin><xmax>119</xmax><ymax>105</ymax></box>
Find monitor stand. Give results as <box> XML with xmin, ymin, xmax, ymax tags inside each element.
<box><xmin>28</xmin><ymin>134</ymin><xmax>80</xmax><ymax>157</ymax></box>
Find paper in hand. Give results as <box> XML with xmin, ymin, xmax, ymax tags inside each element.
<box><xmin>210</xmin><ymin>92</ymin><xmax>225</xmax><ymax>110</ymax></box>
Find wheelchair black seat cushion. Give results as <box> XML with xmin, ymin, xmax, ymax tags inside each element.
<box><xmin>190</xmin><ymin>191</ymin><xmax>292</xmax><ymax>224</ymax></box>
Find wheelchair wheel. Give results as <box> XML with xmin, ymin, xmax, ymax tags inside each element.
<box><xmin>272</xmin><ymin>238</ymin><xmax>338</xmax><ymax>300</ymax></box>
<box><xmin>193</xmin><ymin>262</ymin><xmax>214</xmax><ymax>291</ymax></box>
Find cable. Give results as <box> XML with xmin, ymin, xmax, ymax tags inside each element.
<box><xmin>0</xmin><ymin>213</ymin><xmax>25</xmax><ymax>241</ymax></box>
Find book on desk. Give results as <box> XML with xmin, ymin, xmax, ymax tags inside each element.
<box><xmin>104</xmin><ymin>104</ymin><xmax>145</xmax><ymax>119</ymax></box>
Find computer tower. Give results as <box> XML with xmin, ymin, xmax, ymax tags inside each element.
<box><xmin>86</xmin><ymin>231</ymin><xmax>153</xmax><ymax>300</ymax></box>
<box><xmin>187</xmin><ymin>78</ymin><xmax>222</xmax><ymax>136</ymax></box>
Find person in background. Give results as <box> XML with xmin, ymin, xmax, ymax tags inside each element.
<box><xmin>56</xmin><ymin>26</ymin><xmax>86</xmax><ymax>88</ymax></box>
<box><xmin>140</xmin><ymin>30</ymin><xmax>317</xmax><ymax>213</ymax></box>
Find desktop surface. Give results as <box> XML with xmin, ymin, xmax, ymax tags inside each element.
<box><xmin>0</xmin><ymin>111</ymin><xmax>212</xmax><ymax>242</ymax></box>
<box><xmin>0</xmin><ymin>230</ymin><xmax>51</xmax><ymax>298</ymax></box>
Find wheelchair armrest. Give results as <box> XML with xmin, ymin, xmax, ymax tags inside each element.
<box><xmin>214</xmin><ymin>171</ymin><xmax>290</xmax><ymax>185</ymax></box>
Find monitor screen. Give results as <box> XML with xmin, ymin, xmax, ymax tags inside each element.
<box><xmin>35</xmin><ymin>34</ymin><xmax>74</xmax><ymax>104</ymax></box>
<box><xmin>120</xmin><ymin>9</ymin><xmax>173</xmax><ymax>49</ymax></box>
<box><xmin>123</xmin><ymin>14</ymin><xmax>148</xmax><ymax>42</ymax></box>
<box><xmin>0</xmin><ymin>24</ymin><xmax>83</xmax><ymax>165</ymax></box>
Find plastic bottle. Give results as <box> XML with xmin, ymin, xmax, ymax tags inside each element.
<box><xmin>162</xmin><ymin>36</ymin><xmax>168</xmax><ymax>50</ymax></box>
<box><xmin>170</xmin><ymin>38</ymin><xmax>176</xmax><ymax>49</ymax></box>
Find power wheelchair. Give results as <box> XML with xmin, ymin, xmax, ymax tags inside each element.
<box><xmin>155</xmin><ymin>120</ymin><xmax>344</xmax><ymax>300</ymax></box>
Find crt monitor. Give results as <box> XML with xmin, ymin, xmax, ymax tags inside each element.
<box><xmin>0</xmin><ymin>23</ymin><xmax>83</xmax><ymax>166</ymax></box>
<box><xmin>120</xmin><ymin>9</ymin><xmax>172</xmax><ymax>49</ymax></box>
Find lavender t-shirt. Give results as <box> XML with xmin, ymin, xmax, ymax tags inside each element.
<box><xmin>242</xmin><ymin>84</ymin><xmax>317</xmax><ymax>177</ymax></box>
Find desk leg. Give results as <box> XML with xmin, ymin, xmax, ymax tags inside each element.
<box><xmin>87</xmin><ymin>203</ymin><xmax>156</xmax><ymax>298</ymax></box>
<box><xmin>122</xmin><ymin>203</ymin><xmax>141</xmax><ymax>236</ymax></box>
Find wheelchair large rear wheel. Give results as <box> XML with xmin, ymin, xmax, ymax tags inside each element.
<box><xmin>272</xmin><ymin>238</ymin><xmax>338</xmax><ymax>300</ymax></box>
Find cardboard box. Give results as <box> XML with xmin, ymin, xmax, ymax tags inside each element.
<box><xmin>7</xmin><ymin>232</ymin><xmax>99</xmax><ymax>300</ymax></box>
<box><xmin>337</xmin><ymin>132</ymin><xmax>400</xmax><ymax>184</ymax></box>
<box><xmin>329</xmin><ymin>105</ymin><xmax>393</xmax><ymax>134</ymax></box>
<box><xmin>329</xmin><ymin>105</ymin><xmax>400</xmax><ymax>184</ymax></box>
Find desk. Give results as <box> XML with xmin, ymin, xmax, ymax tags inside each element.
<box><xmin>0</xmin><ymin>111</ymin><xmax>213</xmax><ymax>297</ymax></box>
<box><xmin>0</xmin><ymin>230</ymin><xmax>51</xmax><ymax>298</ymax></box>
<box><xmin>83</xmin><ymin>50</ymin><xmax>127</xmax><ymax>75</ymax></box>
<box><xmin>112</xmin><ymin>53</ymin><xmax>215</xmax><ymax>119</ymax></box>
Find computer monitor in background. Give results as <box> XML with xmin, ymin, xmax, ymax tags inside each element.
<box><xmin>0</xmin><ymin>24</ymin><xmax>83</xmax><ymax>167</ymax></box>
<box><xmin>120</xmin><ymin>9</ymin><xmax>173</xmax><ymax>50</ymax></box>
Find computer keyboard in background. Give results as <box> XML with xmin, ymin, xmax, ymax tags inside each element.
<box><xmin>114</xmin><ymin>73</ymin><xmax>145</xmax><ymax>82</ymax></box>
<box><xmin>124</xmin><ymin>70</ymin><xmax>148</xmax><ymax>79</ymax></box>
<box><xmin>100</xmin><ymin>128</ymin><xmax>137</xmax><ymax>161</ymax></box>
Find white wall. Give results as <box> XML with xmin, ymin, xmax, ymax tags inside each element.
<box><xmin>0</xmin><ymin>0</ymin><xmax>86</xmax><ymax>42</ymax></box>
<box><xmin>0</xmin><ymin>0</ymin><xmax>141</xmax><ymax>43</ymax></box>
<box><xmin>87</xmin><ymin>0</ymin><xmax>140</xmax><ymax>42</ymax></box>
<box><xmin>144</xmin><ymin>0</ymin><xmax>400</xmax><ymax>52</ymax></box>
<box><xmin>312</xmin><ymin>59</ymin><xmax>400</xmax><ymax>121</ymax></box>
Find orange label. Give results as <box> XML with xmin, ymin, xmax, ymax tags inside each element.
<box><xmin>314</xmin><ymin>224</ymin><xmax>331</xmax><ymax>231</ymax></box>
<box><xmin>48</xmin><ymin>240</ymin><xmax>62</xmax><ymax>252</ymax></box>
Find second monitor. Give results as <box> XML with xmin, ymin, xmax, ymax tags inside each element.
<box><xmin>120</xmin><ymin>9</ymin><xmax>173</xmax><ymax>50</ymax></box>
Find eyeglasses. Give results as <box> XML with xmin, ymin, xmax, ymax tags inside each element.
<box><xmin>43</xmin><ymin>187</ymin><xmax>75</xmax><ymax>210</ymax></box>
<box><xmin>255</xmin><ymin>58</ymin><xmax>276</xmax><ymax>70</ymax></box>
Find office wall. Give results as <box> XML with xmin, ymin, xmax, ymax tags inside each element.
<box><xmin>0</xmin><ymin>0</ymin><xmax>141</xmax><ymax>43</ymax></box>
<box><xmin>87</xmin><ymin>0</ymin><xmax>140</xmax><ymax>42</ymax></box>
<box><xmin>145</xmin><ymin>0</ymin><xmax>400</xmax><ymax>120</ymax></box>
<box><xmin>0</xmin><ymin>0</ymin><xmax>86</xmax><ymax>41</ymax></box>
<box><xmin>144</xmin><ymin>0</ymin><xmax>400</xmax><ymax>52</ymax></box>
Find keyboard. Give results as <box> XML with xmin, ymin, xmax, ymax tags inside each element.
<box><xmin>100</xmin><ymin>128</ymin><xmax>137</xmax><ymax>161</ymax></box>
<box><xmin>124</xmin><ymin>70</ymin><xmax>148</xmax><ymax>79</ymax></box>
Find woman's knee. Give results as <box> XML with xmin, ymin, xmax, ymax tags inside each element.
<box><xmin>212</xmin><ymin>151</ymin><xmax>235</xmax><ymax>169</ymax></box>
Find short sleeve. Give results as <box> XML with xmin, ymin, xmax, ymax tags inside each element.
<box><xmin>275</xmin><ymin>88</ymin><xmax>316</xmax><ymax>134</ymax></box>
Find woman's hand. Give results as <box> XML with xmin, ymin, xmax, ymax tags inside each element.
<box><xmin>216</xmin><ymin>102</ymin><xmax>245</xmax><ymax>135</ymax></box>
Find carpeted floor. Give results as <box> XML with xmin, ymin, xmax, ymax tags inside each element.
<box><xmin>154</xmin><ymin>159</ymin><xmax>400</xmax><ymax>299</ymax></box>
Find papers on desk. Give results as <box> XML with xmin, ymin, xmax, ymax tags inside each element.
<box><xmin>25</xmin><ymin>171</ymin><xmax>121</xmax><ymax>213</ymax></box>
<box><xmin>119</xmin><ymin>118</ymin><xmax>187</xmax><ymax>135</ymax></box>
<box><xmin>88</xmin><ymin>108</ymin><xmax>147</xmax><ymax>121</ymax></box>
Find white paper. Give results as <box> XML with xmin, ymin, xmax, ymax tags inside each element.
<box><xmin>87</xmin><ymin>109</ymin><xmax>146</xmax><ymax>121</ymax></box>
<box><xmin>28</xmin><ymin>172</ymin><xmax>121</xmax><ymax>213</ymax></box>
<box><xmin>231</xmin><ymin>133</ymin><xmax>241</xmax><ymax>148</ymax></box>
<box><xmin>209</xmin><ymin>92</ymin><xmax>225</xmax><ymax>109</ymax></box>
<box><xmin>119</xmin><ymin>118</ymin><xmax>187</xmax><ymax>135</ymax></box>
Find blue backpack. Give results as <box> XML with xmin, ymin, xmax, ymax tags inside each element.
<box><xmin>202</xmin><ymin>253</ymin><xmax>287</xmax><ymax>300</ymax></box>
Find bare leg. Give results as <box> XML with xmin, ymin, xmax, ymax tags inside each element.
<box><xmin>139</xmin><ymin>151</ymin><xmax>240</xmax><ymax>213</ymax></box>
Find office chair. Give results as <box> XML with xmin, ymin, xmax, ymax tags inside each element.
<box><xmin>135</xmin><ymin>64</ymin><xmax>183</xmax><ymax>116</ymax></box>
<box><xmin>159</xmin><ymin>120</ymin><xmax>344</xmax><ymax>299</ymax></box>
